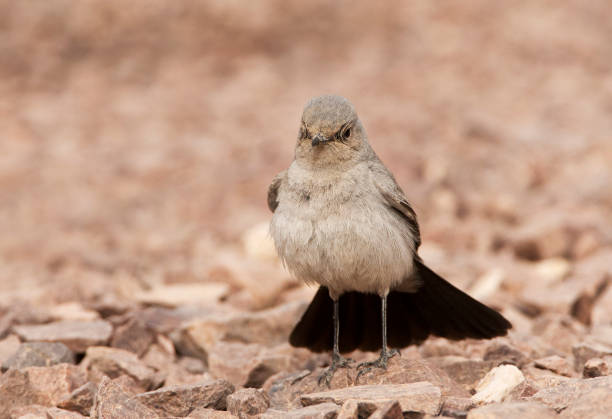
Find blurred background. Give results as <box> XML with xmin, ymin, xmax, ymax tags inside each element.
<box><xmin>1</xmin><ymin>1</ymin><xmax>611</xmax><ymax>323</ymax></box>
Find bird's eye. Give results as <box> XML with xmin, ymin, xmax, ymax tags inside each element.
<box><xmin>343</xmin><ymin>127</ymin><xmax>351</xmax><ymax>139</ymax></box>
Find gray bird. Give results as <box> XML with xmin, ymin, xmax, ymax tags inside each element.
<box><xmin>268</xmin><ymin>95</ymin><xmax>511</xmax><ymax>385</ymax></box>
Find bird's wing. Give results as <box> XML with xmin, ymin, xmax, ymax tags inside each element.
<box><xmin>267</xmin><ymin>170</ymin><xmax>287</xmax><ymax>212</ymax></box>
<box><xmin>370</xmin><ymin>163</ymin><xmax>421</xmax><ymax>249</ymax></box>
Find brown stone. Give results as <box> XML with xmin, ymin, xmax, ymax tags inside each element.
<box><xmin>110</xmin><ymin>317</ymin><xmax>156</xmax><ymax>357</ymax></box>
<box><xmin>534</xmin><ymin>355</ymin><xmax>574</xmax><ymax>377</ymax></box>
<box><xmin>182</xmin><ymin>301</ymin><xmax>306</xmax><ymax>358</ymax></box>
<box><xmin>2</xmin><ymin>342</ymin><xmax>75</xmax><ymax>371</ymax></box>
<box><xmin>0</xmin><ymin>334</ymin><xmax>21</xmax><ymax>366</ymax></box>
<box><xmin>301</xmin><ymin>382</ymin><xmax>442</xmax><ymax>416</ymax></box>
<box><xmin>178</xmin><ymin>356</ymin><xmax>206</xmax><ymax>374</ymax></box>
<box><xmin>82</xmin><ymin>346</ymin><xmax>157</xmax><ymax>391</ymax></box>
<box><xmin>13</xmin><ymin>321</ymin><xmax>113</xmax><ymax>353</ymax></box>
<box><xmin>532</xmin><ymin>375</ymin><xmax>612</xmax><ymax>412</ymax></box>
<box><xmin>57</xmin><ymin>382</ymin><xmax>98</xmax><ymax>416</ymax></box>
<box><xmin>583</xmin><ymin>356</ymin><xmax>612</xmax><ymax>378</ymax></box>
<box><xmin>0</xmin><ymin>364</ymin><xmax>86</xmax><ymax>418</ymax></box>
<box><xmin>164</xmin><ymin>364</ymin><xmax>213</xmax><ymax>387</ymax></box>
<box><xmin>134</xmin><ymin>282</ymin><xmax>229</xmax><ymax>308</ymax></box>
<box><xmin>141</xmin><ymin>343</ymin><xmax>175</xmax><ymax>372</ymax></box>
<box><xmin>207</xmin><ymin>342</ymin><xmax>297</xmax><ymax>388</ymax></box>
<box><xmin>261</xmin><ymin>403</ymin><xmax>339</xmax><ymax>419</ymax></box>
<box><xmin>369</xmin><ymin>400</ymin><xmax>403</xmax><ymax>419</ymax></box>
<box><xmin>572</xmin><ymin>342</ymin><xmax>612</xmax><ymax>372</ymax></box>
<box><xmin>135</xmin><ymin>379</ymin><xmax>235</xmax><ymax>416</ymax></box>
<box><xmin>432</xmin><ymin>356</ymin><xmax>497</xmax><ymax>391</ymax></box>
<box><xmin>483</xmin><ymin>342</ymin><xmax>529</xmax><ymax>367</ymax></box>
<box><xmin>8</xmin><ymin>404</ymin><xmax>48</xmax><ymax>419</ymax></box>
<box><xmin>531</xmin><ymin>314</ymin><xmax>587</xmax><ymax>355</ymax></box>
<box><xmin>90</xmin><ymin>376</ymin><xmax>158</xmax><ymax>419</ymax></box>
<box><xmin>559</xmin><ymin>387</ymin><xmax>612</xmax><ymax>419</ymax></box>
<box><xmin>46</xmin><ymin>407</ymin><xmax>87</xmax><ymax>419</ymax></box>
<box><xmin>227</xmin><ymin>388</ymin><xmax>270</xmax><ymax>418</ymax></box>
<box><xmin>336</xmin><ymin>399</ymin><xmax>378</xmax><ymax>419</ymax></box>
<box><xmin>467</xmin><ymin>401</ymin><xmax>556</xmax><ymax>419</ymax></box>
<box><xmin>188</xmin><ymin>407</ymin><xmax>238</xmax><ymax>418</ymax></box>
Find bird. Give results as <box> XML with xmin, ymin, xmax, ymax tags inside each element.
<box><xmin>267</xmin><ymin>95</ymin><xmax>511</xmax><ymax>385</ymax></box>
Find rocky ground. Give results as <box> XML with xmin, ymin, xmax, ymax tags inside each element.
<box><xmin>1</xmin><ymin>1</ymin><xmax>612</xmax><ymax>418</ymax></box>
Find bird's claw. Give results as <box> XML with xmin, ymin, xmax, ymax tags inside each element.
<box><xmin>317</xmin><ymin>354</ymin><xmax>354</xmax><ymax>387</ymax></box>
<box><xmin>356</xmin><ymin>348</ymin><xmax>399</xmax><ymax>381</ymax></box>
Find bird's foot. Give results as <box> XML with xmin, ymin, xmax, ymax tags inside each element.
<box><xmin>356</xmin><ymin>348</ymin><xmax>399</xmax><ymax>380</ymax></box>
<box><xmin>318</xmin><ymin>353</ymin><xmax>354</xmax><ymax>387</ymax></box>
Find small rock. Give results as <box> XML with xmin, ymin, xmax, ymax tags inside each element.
<box><xmin>2</xmin><ymin>342</ymin><xmax>74</xmax><ymax>371</ymax></box>
<box><xmin>135</xmin><ymin>282</ymin><xmax>229</xmax><ymax>307</ymax></box>
<box><xmin>141</xmin><ymin>343</ymin><xmax>175</xmax><ymax>372</ymax></box>
<box><xmin>467</xmin><ymin>401</ymin><xmax>556</xmax><ymax>419</ymax></box>
<box><xmin>207</xmin><ymin>342</ymin><xmax>296</xmax><ymax>388</ymax></box>
<box><xmin>227</xmin><ymin>388</ymin><xmax>270</xmax><ymax>418</ymax></box>
<box><xmin>531</xmin><ymin>314</ymin><xmax>586</xmax><ymax>355</ymax></box>
<box><xmin>534</xmin><ymin>355</ymin><xmax>573</xmax><ymax>377</ymax></box>
<box><xmin>46</xmin><ymin>407</ymin><xmax>87</xmax><ymax>418</ymax></box>
<box><xmin>8</xmin><ymin>404</ymin><xmax>48</xmax><ymax>419</ymax></box>
<box><xmin>82</xmin><ymin>346</ymin><xmax>158</xmax><ymax>391</ymax></box>
<box><xmin>110</xmin><ymin>317</ymin><xmax>156</xmax><ymax>356</ymax></box>
<box><xmin>182</xmin><ymin>301</ymin><xmax>305</xmax><ymax>358</ymax></box>
<box><xmin>583</xmin><ymin>356</ymin><xmax>612</xmax><ymax>378</ymax></box>
<box><xmin>533</xmin><ymin>258</ymin><xmax>571</xmax><ymax>284</ymax></box>
<box><xmin>301</xmin><ymin>382</ymin><xmax>442</xmax><ymax>416</ymax></box>
<box><xmin>532</xmin><ymin>375</ymin><xmax>612</xmax><ymax>412</ymax></box>
<box><xmin>483</xmin><ymin>342</ymin><xmax>528</xmax><ymax>367</ymax></box>
<box><xmin>57</xmin><ymin>382</ymin><xmax>98</xmax><ymax>416</ymax></box>
<box><xmin>188</xmin><ymin>407</ymin><xmax>238</xmax><ymax>418</ymax></box>
<box><xmin>471</xmin><ymin>365</ymin><xmax>525</xmax><ymax>405</ymax></box>
<box><xmin>0</xmin><ymin>334</ymin><xmax>21</xmax><ymax>366</ymax></box>
<box><xmin>178</xmin><ymin>356</ymin><xmax>206</xmax><ymax>374</ymax></box>
<box><xmin>164</xmin><ymin>364</ymin><xmax>213</xmax><ymax>387</ymax></box>
<box><xmin>13</xmin><ymin>320</ymin><xmax>112</xmax><ymax>353</ymax></box>
<box><xmin>135</xmin><ymin>379</ymin><xmax>235</xmax><ymax>416</ymax></box>
<box><xmin>261</xmin><ymin>402</ymin><xmax>339</xmax><ymax>419</ymax></box>
<box><xmin>559</xmin><ymin>387</ymin><xmax>612</xmax><ymax>418</ymax></box>
<box><xmin>433</xmin><ymin>356</ymin><xmax>497</xmax><ymax>391</ymax></box>
<box><xmin>441</xmin><ymin>396</ymin><xmax>475</xmax><ymax>417</ymax></box>
<box><xmin>0</xmin><ymin>364</ymin><xmax>86</xmax><ymax>418</ymax></box>
<box><xmin>336</xmin><ymin>399</ymin><xmax>377</xmax><ymax>419</ymax></box>
<box><xmin>469</xmin><ymin>268</ymin><xmax>505</xmax><ymax>300</ymax></box>
<box><xmin>368</xmin><ymin>400</ymin><xmax>403</xmax><ymax>419</ymax></box>
<box><xmin>90</xmin><ymin>376</ymin><xmax>158</xmax><ymax>419</ymax></box>
<box><xmin>48</xmin><ymin>302</ymin><xmax>100</xmax><ymax>322</ymax></box>
<box><xmin>572</xmin><ymin>342</ymin><xmax>612</xmax><ymax>371</ymax></box>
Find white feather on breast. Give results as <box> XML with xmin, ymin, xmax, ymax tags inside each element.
<box><xmin>270</xmin><ymin>162</ymin><xmax>416</xmax><ymax>298</ymax></box>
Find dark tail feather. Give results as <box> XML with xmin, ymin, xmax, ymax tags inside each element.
<box><xmin>289</xmin><ymin>260</ymin><xmax>512</xmax><ymax>353</ymax></box>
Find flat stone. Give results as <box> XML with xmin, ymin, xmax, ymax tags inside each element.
<box><xmin>182</xmin><ymin>301</ymin><xmax>305</xmax><ymax>357</ymax></box>
<box><xmin>2</xmin><ymin>342</ymin><xmax>74</xmax><ymax>371</ymax></box>
<box><xmin>583</xmin><ymin>356</ymin><xmax>612</xmax><ymax>378</ymax></box>
<box><xmin>572</xmin><ymin>342</ymin><xmax>612</xmax><ymax>371</ymax></box>
<box><xmin>483</xmin><ymin>342</ymin><xmax>529</xmax><ymax>367</ymax></box>
<box><xmin>369</xmin><ymin>400</ymin><xmax>403</xmax><ymax>419</ymax></box>
<box><xmin>46</xmin><ymin>407</ymin><xmax>87</xmax><ymax>419</ymax></box>
<box><xmin>534</xmin><ymin>355</ymin><xmax>574</xmax><ymax>377</ymax></box>
<box><xmin>57</xmin><ymin>382</ymin><xmax>98</xmax><ymax>416</ymax></box>
<box><xmin>227</xmin><ymin>388</ymin><xmax>270</xmax><ymax>418</ymax></box>
<box><xmin>0</xmin><ymin>364</ymin><xmax>86</xmax><ymax>418</ymax></box>
<box><xmin>90</xmin><ymin>376</ymin><xmax>158</xmax><ymax>419</ymax></box>
<box><xmin>433</xmin><ymin>356</ymin><xmax>497</xmax><ymax>391</ymax></box>
<box><xmin>135</xmin><ymin>282</ymin><xmax>229</xmax><ymax>307</ymax></box>
<box><xmin>301</xmin><ymin>382</ymin><xmax>442</xmax><ymax>415</ymax></box>
<box><xmin>0</xmin><ymin>334</ymin><xmax>21</xmax><ymax>366</ymax></box>
<box><xmin>48</xmin><ymin>302</ymin><xmax>100</xmax><ymax>322</ymax></box>
<box><xmin>336</xmin><ymin>399</ymin><xmax>378</xmax><ymax>419</ymax></box>
<box><xmin>261</xmin><ymin>402</ymin><xmax>340</xmax><ymax>419</ymax></box>
<box><xmin>82</xmin><ymin>346</ymin><xmax>157</xmax><ymax>391</ymax></box>
<box><xmin>110</xmin><ymin>316</ymin><xmax>156</xmax><ymax>357</ymax></box>
<box><xmin>13</xmin><ymin>321</ymin><xmax>112</xmax><ymax>353</ymax></box>
<box><xmin>135</xmin><ymin>379</ymin><xmax>235</xmax><ymax>416</ymax></box>
<box><xmin>471</xmin><ymin>365</ymin><xmax>525</xmax><ymax>405</ymax></box>
<box><xmin>187</xmin><ymin>407</ymin><xmax>238</xmax><ymax>418</ymax></box>
<box><xmin>467</xmin><ymin>401</ymin><xmax>556</xmax><ymax>419</ymax></box>
<box><xmin>532</xmin><ymin>375</ymin><xmax>612</xmax><ymax>412</ymax></box>
<box><xmin>559</xmin><ymin>387</ymin><xmax>612</xmax><ymax>419</ymax></box>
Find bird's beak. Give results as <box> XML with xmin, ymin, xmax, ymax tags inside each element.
<box><xmin>312</xmin><ymin>133</ymin><xmax>331</xmax><ymax>147</ymax></box>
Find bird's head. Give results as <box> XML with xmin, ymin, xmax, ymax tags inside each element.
<box><xmin>295</xmin><ymin>95</ymin><xmax>370</xmax><ymax>169</ymax></box>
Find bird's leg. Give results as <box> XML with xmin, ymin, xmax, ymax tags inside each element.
<box><xmin>357</xmin><ymin>293</ymin><xmax>399</xmax><ymax>379</ymax></box>
<box><xmin>318</xmin><ymin>298</ymin><xmax>353</xmax><ymax>387</ymax></box>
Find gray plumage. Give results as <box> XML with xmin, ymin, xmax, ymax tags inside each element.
<box><xmin>268</xmin><ymin>95</ymin><xmax>511</xmax><ymax>384</ymax></box>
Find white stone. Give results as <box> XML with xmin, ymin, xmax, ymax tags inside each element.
<box><xmin>471</xmin><ymin>365</ymin><xmax>525</xmax><ymax>405</ymax></box>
